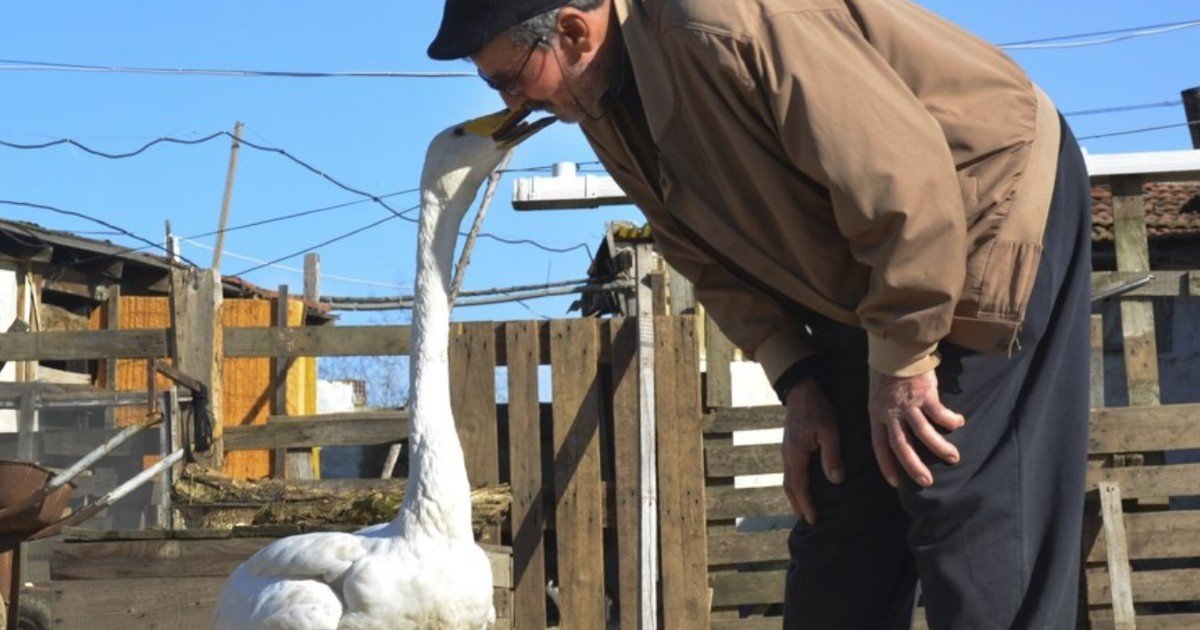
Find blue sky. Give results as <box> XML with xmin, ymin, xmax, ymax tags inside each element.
<box><xmin>1</xmin><ymin>1</ymin><xmax>1197</xmax><ymax>328</ymax></box>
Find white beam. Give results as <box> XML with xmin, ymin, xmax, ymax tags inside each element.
<box><xmin>511</xmin><ymin>149</ymin><xmax>1200</xmax><ymax>211</ymax></box>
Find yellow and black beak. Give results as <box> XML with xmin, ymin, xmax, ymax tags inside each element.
<box><xmin>460</xmin><ymin>108</ymin><xmax>557</xmax><ymax>148</ymax></box>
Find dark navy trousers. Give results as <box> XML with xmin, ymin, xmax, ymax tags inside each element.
<box><xmin>783</xmin><ymin>121</ymin><xmax>1093</xmax><ymax>629</ymax></box>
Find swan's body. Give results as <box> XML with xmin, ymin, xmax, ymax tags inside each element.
<box><xmin>210</xmin><ymin>110</ymin><xmax>552</xmax><ymax>630</ymax></box>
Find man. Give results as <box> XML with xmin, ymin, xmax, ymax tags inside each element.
<box><xmin>429</xmin><ymin>0</ymin><xmax>1092</xmax><ymax>627</ymax></box>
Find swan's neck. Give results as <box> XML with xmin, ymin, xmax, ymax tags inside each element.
<box><xmin>394</xmin><ymin>186</ymin><xmax>475</xmax><ymax>540</ymax></box>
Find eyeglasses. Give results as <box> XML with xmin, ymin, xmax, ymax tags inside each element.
<box><xmin>478</xmin><ymin>38</ymin><xmax>546</xmax><ymax>96</ymax></box>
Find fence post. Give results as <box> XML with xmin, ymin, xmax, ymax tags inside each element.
<box><xmin>549</xmin><ymin>319</ymin><xmax>607</xmax><ymax>629</ymax></box>
<box><xmin>170</xmin><ymin>268</ymin><xmax>224</xmax><ymax>470</ymax></box>
<box><xmin>655</xmin><ymin>315</ymin><xmax>709</xmax><ymax>628</ymax></box>
<box><xmin>104</xmin><ymin>285</ymin><xmax>121</xmax><ymax>428</ymax></box>
<box><xmin>450</xmin><ymin>321</ymin><xmax>499</xmax><ymax>542</ymax></box>
<box><xmin>608</xmin><ymin>318</ymin><xmax>643</xmax><ymax>629</ymax></box>
<box><xmin>506</xmin><ymin>321</ymin><xmax>546</xmax><ymax>629</ymax></box>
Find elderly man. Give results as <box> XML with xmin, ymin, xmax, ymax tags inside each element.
<box><xmin>429</xmin><ymin>0</ymin><xmax>1092</xmax><ymax>627</ymax></box>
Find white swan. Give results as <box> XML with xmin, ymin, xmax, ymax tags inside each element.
<box><xmin>210</xmin><ymin>109</ymin><xmax>554</xmax><ymax>630</ymax></box>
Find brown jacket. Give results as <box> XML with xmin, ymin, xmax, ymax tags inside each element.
<box><xmin>581</xmin><ymin>0</ymin><xmax>1061</xmax><ymax>382</ymax></box>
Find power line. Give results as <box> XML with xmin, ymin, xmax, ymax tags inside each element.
<box><xmin>0</xmin><ymin>199</ymin><xmax>201</xmax><ymax>267</ymax></box>
<box><xmin>1</xmin><ymin>131</ymin><xmax>596</xmax><ymax>259</ymax></box>
<box><xmin>0</xmin><ymin>129</ymin><xmax>413</xmax><ymax>221</ymax></box>
<box><xmin>321</xmin><ymin>278</ymin><xmax>634</xmax><ymax>311</ymax></box>
<box><xmin>1077</xmin><ymin>120</ymin><xmax>1198</xmax><ymax>141</ymax></box>
<box><xmin>0</xmin><ymin>58</ymin><xmax>475</xmax><ymax>79</ymax></box>
<box><xmin>180</xmin><ymin>238</ymin><xmax>406</xmax><ymax>289</ymax></box>
<box><xmin>1063</xmin><ymin>100</ymin><xmax>1184</xmax><ymax>117</ymax></box>
<box><xmin>999</xmin><ymin>19</ymin><xmax>1200</xmax><ymax>50</ymax></box>
<box><xmin>0</xmin><ymin>132</ymin><xmax>226</xmax><ymax>157</ymax></box>
<box><xmin>231</xmin><ymin>208</ymin><xmax>415</xmax><ymax>276</ymax></box>
<box><xmin>186</xmin><ymin>189</ymin><xmax>418</xmax><ymax>241</ymax></box>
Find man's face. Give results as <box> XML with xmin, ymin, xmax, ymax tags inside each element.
<box><xmin>471</xmin><ymin>9</ymin><xmax>613</xmax><ymax>123</ymax></box>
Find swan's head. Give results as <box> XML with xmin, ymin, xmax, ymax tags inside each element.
<box><xmin>420</xmin><ymin>108</ymin><xmax>556</xmax><ymax>205</ymax></box>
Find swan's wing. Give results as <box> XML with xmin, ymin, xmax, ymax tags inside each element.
<box><xmin>211</xmin><ymin>533</ymin><xmax>366</xmax><ymax>629</ymax></box>
<box><xmin>211</xmin><ymin>566</ymin><xmax>343</xmax><ymax>630</ymax></box>
<box><xmin>243</xmin><ymin>532</ymin><xmax>370</xmax><ymax>583</ymax></box>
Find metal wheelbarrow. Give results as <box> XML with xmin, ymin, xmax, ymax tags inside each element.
<box><xmin>0</xmin><ymin>412</ymin><xmax>186</xmax><ymax>630</ymax></box>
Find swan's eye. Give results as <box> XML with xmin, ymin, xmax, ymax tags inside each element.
<box><xmin>452</xmin><ymin>127</ymin><xmax>465</xmax><ymax>136</ymax></box>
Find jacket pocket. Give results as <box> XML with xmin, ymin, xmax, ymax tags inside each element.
<box><xmin>977</xmin><ymin>239</ymin><xmax>1042</xmax><ymax>320</ymax></box>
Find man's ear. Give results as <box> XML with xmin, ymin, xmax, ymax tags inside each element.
<box><xmin>557</xmin><ymin>8</ymin><xmax>596</xmax><ymax>53</ymax></box>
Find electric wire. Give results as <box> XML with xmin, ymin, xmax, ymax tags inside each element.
<box><xmin>180</xmin><ymin>238</ymin><xmax>406</xmax><ymax>289</ymax></box>
<box><xmin>0</xmin><ymin>132</ymin><xmax>225</xmax><ymax>158</ymax></box>
<box><xmin>1</xmin><ymin>131</ymin><xmax>594</xmax><ymax>257</ymax></box>
<box><xmin>1077</xmin><ymin>120</ymin><xmax>1199</xmax><ymax>141</ymax></box>
<box><xmin>998</xmin><ymin>18</ymin><xmax>1200</xmax><ymax>47</ymax></box>
<box><xmin>1063</xmin><ymin>100</ymin><xmax>1184</xmax><ymax>117</ymax></box>
<box><xmin>0</xmin><ymin>199</ymin><xmax>202</xmax><ymax>267</ymax></box>
<box><xmin>0</xmin><ymin>58</ymin><xmax>475</xmax><ymax>79</ymax></box>
<box><xmin>231</xmin><ymin>208</ymin><xmax>415</xmax><ymax>277</ymax></box>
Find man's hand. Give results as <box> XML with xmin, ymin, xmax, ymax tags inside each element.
<box><xmin>867</xmin><ymin>369</ymin><xmax>965</xmax><ymax>488</ymax></box>
<box><xmin>781</xmin><ymin>379</ymin><xmax>843</xmax><ymax>525</ymax></box>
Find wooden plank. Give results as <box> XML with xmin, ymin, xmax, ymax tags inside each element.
<box><xmin>1091</xmin><ymin>270</ymin><xmax>1199</xmax><ymax>298</ymax></box>
<box><xmin>706</xmin><ymin>443</ymin><xmax>782</xmax><ymax>478</ymax></box>
<box><xmin>1086</xmin><ymin>567</ymin><xmax>1200</xmax><ymax>605</ymax></box>
<box><xmin>634</xmin><ymin>247</ymin><xmax>660</xmax><ymax>630</ymax></box>
<box><xmin>701</xmin><ymin>403</ymin><xmax>1200</xmax><ymax>456</ymax></box>
<box><xmin>707</xmin><ymin>529</ymin><xmax>791</xmax><ymax>566</ymax></box>
<box><xmin>223</xmin><ymin>414</ymin><xmax>408</xmax><ymax>450</ymax></box>
<box><xmin>0</xmin><ymin>387</ymin><xmax>189</xmax><ymax>410</ymax></box>
<box><xmin>104</xmin><ymin>285</ymin><xmax>120</xmax><ymax>427</ymax></box>
<box><xmin>549</xmin><ymin>318</ymin><xmax>606</xmax><ymax>629</ymax></box>
<box><xmin>451</xmin><ymin>322</ymin><xmax>499</xmax><ymax>492</ymax></box>
<box><xmin>608</xmin><ymin>318</ymin><xmax>642</xmax><ymax>630</ymax></box>
<box><xmin>0</xmin><ymin>329</ymin><xmax>169</xmax><ymax>361</ymax></box>
<box><xmin>40</xmin><ymin>427</ymin><xmax>158</xmax><ymax>457</ymax></box>
<box><xmin>666</xmin><ymin>264</ymin><xmax>695</xmax><ymax>316</ymax></box>
<box><xmin>51</xmin><ymin>576</ymin><xmax>224</xmax><ymax>630</ymax></box>
<box><xmin>1089</xmin><ymin>404</ymin><xmax>1200</xmax><ymax>453</ymax></box>
<box><xmin>1112</xmin><ymin>175</ymin><xmax>1161</xmax><ymax>409</ymax></box>
<box><xmin>1092</xmin><ymin>614</ymin><xmax>1200</xmax><ymax>630</ymax></box>
<box><xmin>505</xmin><ymin>321</ymin><xmax>546</xmax><ymax>630</ymax></box>
<box><xmin>1091</xmin><ymin>314</ymin><xmax>1105</xmax><ymax>409</ymax></box>
<box><xmin>704</xmin><ymin>314</ymin><xmax>734</xmax><ymax>409</ymax></box>
<box><xmin>171</xmin><ymin>268</ymin><xmax>223</xmax><ymax>468</ymax></box>
<box><xmin>1086</xmin><ymin>463</ymin><xmax>1200</xmax><ymax>498</ymax></box>
<box><xmin>704</xmin><ymin>406</ymin><xmax>785</xmax><ymax>433</ymax></box>
<box><xmin>50</xmin><ymin>575</ymin><xmax>513</xmax><ymax>629</ymax></box>
<box><xmin>655</xmin><ymin>316</ymin><xmax>709</xmax><ymax>629</ymax></box>
<box><xmin>49</xmin><ymin>537</ymin><xmax>277</xmax><ymax>579</ymax></box>
<box><xmin>709</xmin><ymin>570</ymin><xmax>786</xmax><ymax>607</ymax></box>
<box><xmin>1085</xmin><ymin>511</ymin><xmax>1200</xmax><ymax>562</ymax></box>
<box><xmin>1098</xmin><ymin>482</ymin><xmax>1136</xmax><ymax>629</ymax></box>
<box><xmin>710</xmin><ymin>617</ymin><xmax>783</xmax><ymax>630</ymax></box>
<box><xmin>707</xmin><ymin>486</ymin><xmax>791</xmax><ymax>521</ymax></box>
<box><xmin>224</xmin><ymin>325</ymin><xmax>409</xmax><ymax>358</ymax></box>
<box><xmin>17</xmin><ymin>390</ymin><xmax>36</xmax><ymax>460</ymax></box>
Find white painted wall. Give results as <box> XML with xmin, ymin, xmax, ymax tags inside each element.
<box><xmin>724</xmin><ymin>360</ymin><xmax>797</xmax><ymax>533</ymax></box>
<box><xmin>0</xmin><ymin>264</ymin><xmax>18</xmax><ymax>433</ymax></box>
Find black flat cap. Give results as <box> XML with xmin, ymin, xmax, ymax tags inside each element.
<box><xmin>428</xmin><ymin>0</ymin><xmax>571</xmax><ymax>60</ymax></box>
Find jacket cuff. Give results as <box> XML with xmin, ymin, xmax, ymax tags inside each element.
<box><xmin>750</xmin><ymin>326</ymin><xmax>819</xmax><ymax>385</ymax></box>
<box><xmin>771</xmin><ymin>354</ymin><xmax>826</xmax><ymax>404</ymax></box>
<box><xmin>867</xmin><ymin>335</ymin><xmax>940</xmax><ymax>377</ymax></box>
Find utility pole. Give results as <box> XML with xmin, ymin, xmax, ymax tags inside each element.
<box><xmin>165</xmin><ymin>220</ymin><xmax>180</xmax><ymax>264</ymax></box>
<box><xmin>212</xmin><ymin>121</ymin><xmax>243</xmax><ymax>272</ymax></box>
<box><xmin>1182</xmin><ymin>86</ymin><xmax>1200</xmax><ymax>150</ymax></box>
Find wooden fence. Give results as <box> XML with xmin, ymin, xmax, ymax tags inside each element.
<box><xmin>0</xmin><ymin>314</ymin><xmax>710</xmax><ymax>629</ymax></box>
<box><xmin>5</xmin><ymin>171</ymin><xmax>1200</xmax><ymax>628</ymax></box>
